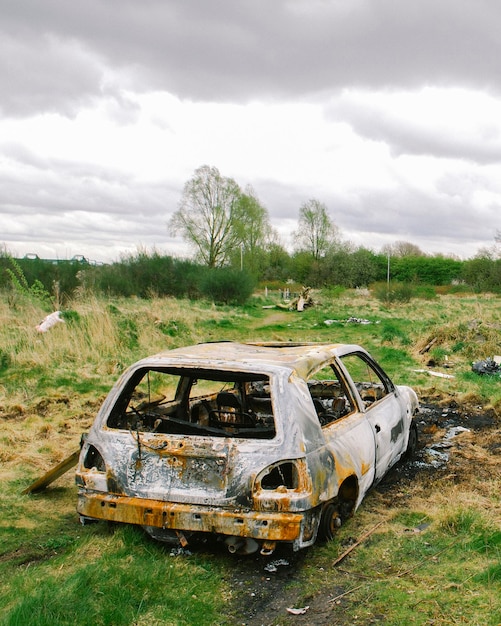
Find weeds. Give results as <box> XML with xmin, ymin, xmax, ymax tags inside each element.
<box><xmin>5</xmin><ymin>256</ymin><xmax>53</xmax><ymax>308</ymax></box>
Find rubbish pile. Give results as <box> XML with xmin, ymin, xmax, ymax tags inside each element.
<box><xmin>472</xmin><ymin>357</ymin><xmax>501</xmax><ymax>376</ymax></box>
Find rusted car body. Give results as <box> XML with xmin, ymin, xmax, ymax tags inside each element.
<box><xmin>76</xmin><ymin>342</ymin><xmax>419</xmax><ymax>555</ymax></box>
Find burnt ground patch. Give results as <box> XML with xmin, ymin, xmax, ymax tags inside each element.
<box><xmin>221</xmin><ymin>400</ymin><xmax>500</xmax><ymax>626</ymax></box>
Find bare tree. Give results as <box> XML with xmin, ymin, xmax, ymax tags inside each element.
<box><xmin>293</xmin><ymin>199</ymin><xmax>339</xmax><ymax>259</ymax></box>
<box><xmin>382</xmin><ymin>240</ymin><xmax>425</xmax><ymax>257</ymax></box>
<box><xmin>169</xmin><ymin>165</ymin><xmax>242</xmax><ymax>268</ymax></box>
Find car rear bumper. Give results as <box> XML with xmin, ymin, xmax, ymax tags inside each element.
<box><xmin>77</xmin><ymin>491</ymin><xmax>308</xmax><ymax>542</ymax></box>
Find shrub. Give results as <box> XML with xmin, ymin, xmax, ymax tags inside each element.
<box><xmin>199</xmin><ymin>268</ymin><xmax>255</xmax><ymax>305</ymax></box>
<box><xmin>0</xmin><ymin>349</ymin><xmax>11</xmax><ymax>371</ymax></box>
<box><xmin>372</xmin><ymin>281</ymin><xmax>415</xmax><ymax>303</ymax></box>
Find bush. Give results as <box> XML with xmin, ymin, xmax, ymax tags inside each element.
<box><xmin>199</xmin><ymin>268</ymin><xmax>255</xmax><ymax>305</ymax></box>
<box><xmin>372</xmin><ymin>281</ymin><xmax>415</xmax><ymax>303</ymax></box>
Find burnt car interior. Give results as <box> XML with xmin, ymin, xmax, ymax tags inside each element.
<box><xmin>104</xmin><ymin>353</ymin><xmax>394</xmax><ymax>438</ymax></box>
<box><xmin>306</xmin><ymin>353</ymin><xmax>393</xmax><ymax>427</ymax></box>
<box><xmin>340</xmin><ymin>352</ymin><xmax>393</xmax><ymax>407</ymax></box>
<box><xmin>308</xmin><ymin>378</ymin><xmax>353</xmax><ymax>426</ymax></box>
<box><xmin>106</xmin><ymin>368</ymin><xmax>276</xmax><ymax>439</ymax></box>
<box><xmin>306</xmin><ymin>360</ymin><xmax>356</xmax><ymax>427</ymax></box>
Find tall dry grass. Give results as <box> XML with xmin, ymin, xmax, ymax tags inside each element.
<box><xmin>0</xmin><ymin>294</ymin><xmax>231</xmax><ymax>478</ymax></box>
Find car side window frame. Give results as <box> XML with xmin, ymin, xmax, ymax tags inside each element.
<box><xmin>306</xmin><ymin>361</ymin><xmax>357</xmax><ymax>428</ymax></box>
<box><xmin>338</xmin><ymin>352</ymin><xmax>395</xmax><ymax>410</ymax></box>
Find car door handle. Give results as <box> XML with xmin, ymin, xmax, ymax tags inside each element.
<box><xmin>375</xmin><ymin>424</ymin><xmax>381</xmax><ymax>433</ymax></box>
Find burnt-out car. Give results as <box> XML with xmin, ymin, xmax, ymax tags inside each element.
<box><xmin>76</xmin><ymin>342</ymin><xmax>419</xmax><ymax>555</ymax></box>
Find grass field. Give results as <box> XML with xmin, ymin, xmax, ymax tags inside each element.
<box><xmin>0</xmin><ymin>288</ymin><xmax>500</xmax><ymax>625</ymax></box>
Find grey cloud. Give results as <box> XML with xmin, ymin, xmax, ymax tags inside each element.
<box><xmin>254</xmin><ymin>176</ymin><xmax>497</xmax><ymax>256</ymax></box>
<box><xmin>328</xmin><ymin>97</ymin><xmax>501</xmax><ymax>164</ymax></box>
<box><xmin>0</xmin><ymin>149</ymin><xmax>181</xmax><ymax>256</ymax></box>
<box><xmin>3</xmin><ymin>0</ymin><xmax>501</xmax><ymax>116</ymax></box>
<box><xmin>0</xmin><ymin>33</ymin><xmax>105</xmax><ymax>117</ymax></box>
<box><xmin>333</xmin><ymin>186</ymin><xmax>496</xmax><ymax>250</ymax></box>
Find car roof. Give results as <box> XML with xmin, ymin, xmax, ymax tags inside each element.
<box><xmin>139</xmin><ymin>341</ymin><xmax>368</xmax><ymax>380</ymax></box>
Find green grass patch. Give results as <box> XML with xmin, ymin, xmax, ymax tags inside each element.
<box><xmin>0</xmin><ymin>525</ymin><xmax>227</xmax><ymax>626</ymax></box>
<box><xmin>293</xmin><ymin>505</ymin><xmax>501</xmax><ymax>626</ymax></box>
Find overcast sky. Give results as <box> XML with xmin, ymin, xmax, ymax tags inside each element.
<box><xmin>2</xmin><ymin>0</ymin><xmax>501</xmax><ymax>263</ymax></box>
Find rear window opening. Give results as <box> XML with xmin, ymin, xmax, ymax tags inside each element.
<box><xmin>106</xmin><ymin>368</ymin><xmax>276</xmax><ymax>439</ymax></box>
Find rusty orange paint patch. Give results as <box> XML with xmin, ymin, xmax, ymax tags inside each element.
<box><xmin>78</xmin><ymin>492</ymin><xmax>304</xmax><ymax>541</ymax></box>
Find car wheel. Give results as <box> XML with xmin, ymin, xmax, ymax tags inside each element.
<box><xmin>318</xmin><ymin>502</ymin><xmax>342</xmax><ymax>541</ymax></box>
<box><xmin>405</xmin><ymin>421</ymin><xmax>418</xmax><ymax>459</ymax></box>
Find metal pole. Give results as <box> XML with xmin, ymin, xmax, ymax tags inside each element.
<box><xmin>387</xmin><ymin>251</ymin><xmax>390</xmax><ymax>298</ymax></box>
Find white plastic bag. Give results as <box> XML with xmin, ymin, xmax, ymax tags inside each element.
<box><xmin>36</xmin><ymin>311</ymin><xmax>65</xmax><ymax>333</ymax></box>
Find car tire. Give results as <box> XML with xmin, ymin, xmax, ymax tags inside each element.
<box><xmin>405</xmin><ymin>421</ymin><xmax>418</xmax><ymax>459</ymax></box>
<box><xmin>318</xmin><ymin>502</ymin><xmax>342</xmax><ymax>541</ymax></box>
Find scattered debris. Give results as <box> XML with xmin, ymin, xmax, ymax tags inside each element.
<box><xmin>413</xmin><ymin>369</ymin><xmax>455</xmax><ymax>379</ymax></box>
<box><xmin>277</xmin><ymin>287</ymin><xmax>314</xmax><ymax>311</ymax></box>
<box><xmin>36</xmin><ymin>310</ymin><xmax>65</xmax><ymax>333</ymax></box>
<box><xmin>404</xmin><ymin>522</ymin><xmax>431</xmax><ymax>534</ymax></box>
<box><xmin>286</xmin><ymin>606</ymin><xmax>310</xmax><ymax>615</ymax></box>
<box><xmin>22</xmin><ymin>449</ymin><xmax>80</xmax><ymax>494</ymax></box>
<box><xmin>445</xmin><ymin>426</ymin><xmax>470</xmax><ymax>439</ymax></box>
<box><xmin>328</xmin><ymin>584</ymin><xmax>364</xmax><ymax>604</ymax></box>
<box><xmin>424</xmin><ymin>425</ymin><xmax>471</xmax><ymax>468</ymax></box>
<box><xmin>324</xmin><ymin>317</ymin><xmax>377</xmax><ymax>325</ymax></box>
<box><xmin>169</xmin><ymin>546</ymin><xmax>192</xmax><ymax>557</ymax></box>
<box><xmin>264</xmin><ymin>559</ymin><xmax>290</xmax><ymax>573</ymax></box>
<box><xmin>331</xmin><ymin>520</ymin><xmax>385</xmax><ymax>567</ymax></box>
<box><xmin>419</xmin><ymin>337</ymin><xmax>438</xmax><ymax>355</ymax></box>
<box><xmin>472</xmin><ymin>357</ymin><xmax>501</xmax><ymax>376</ymax></box>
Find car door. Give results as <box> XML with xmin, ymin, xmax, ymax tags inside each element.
<box><xmin>338</xmin><ymin>352</ymin><xmax>406</xmax><ymax>482</ymax></box>
<box><xmin>305</xmin><ymin>362</ymin><xmax>377</xmax><ymax>500</ymax></box>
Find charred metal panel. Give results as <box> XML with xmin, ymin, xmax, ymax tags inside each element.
<box><xmin>77</xmin><ymin>492</ymin><xmax>305</xmax><ymax>541</ymax></box>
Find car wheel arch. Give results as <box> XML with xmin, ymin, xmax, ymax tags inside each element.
<box><xmin>318</xmin><ymin>475</ymin><xmax>359</xmax><ymax>541</ymax></box>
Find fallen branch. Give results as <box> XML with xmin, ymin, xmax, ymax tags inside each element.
<box><xmin>419</xmin><ymin>337</ymin><xmax>437</xmax><ymax>354</ymax></box>
<box><xmin>332</xmin><ymin>520</ymin><xmax>385</xmax><ymax>567</ymax></box>
<box><xmin>328</xmin><ymin>584</ymin><xmax>364</xmax><ymax>604</ymax></box>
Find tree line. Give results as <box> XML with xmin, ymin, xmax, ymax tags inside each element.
<box><xmin>168</xmin><ymin>165</ymin><xmax>501</xmax><ymax>290</ymax></box>
<box><xmin>1</xmin><ymin>241</ymin><xmax>501</xmax><ymax>306</ymax></box>
<box><xmin>2</xmin><ymin>164</ymin><xmax>501</xmax><ymax>304</ymax></box>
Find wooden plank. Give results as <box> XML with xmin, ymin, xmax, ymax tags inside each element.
<box><xmin>22</xmin><ymin>449</ymin><xmax>80</xmax><ymax>494</ymax></box>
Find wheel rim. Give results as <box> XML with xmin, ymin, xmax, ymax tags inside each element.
<box><xmin>321</xmin><ymin>503</ymin><xmax>342</xmax><ymax>541</ymax></box>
